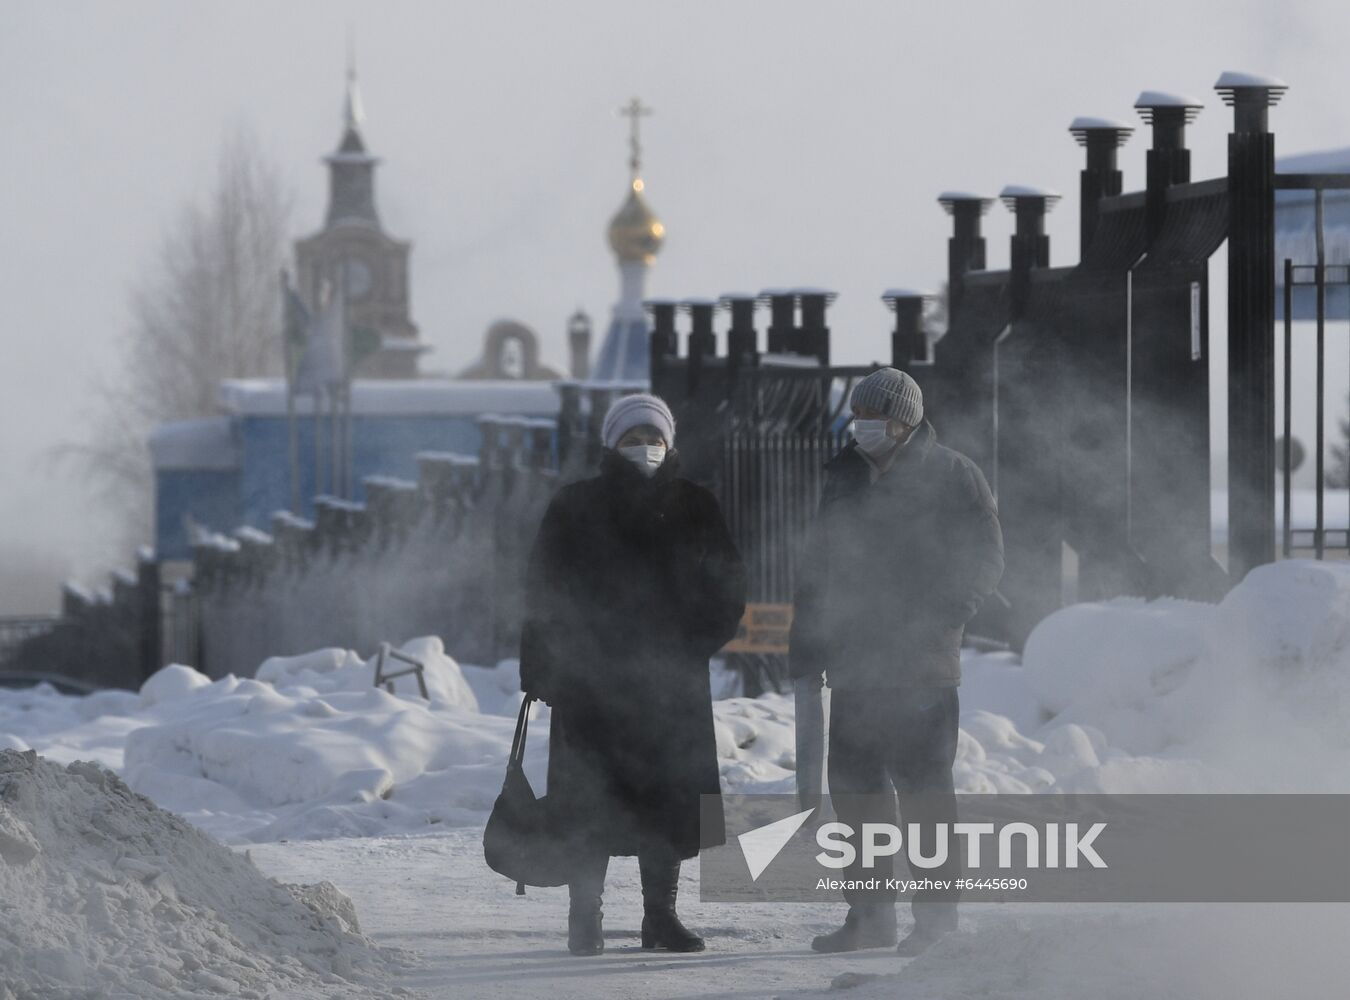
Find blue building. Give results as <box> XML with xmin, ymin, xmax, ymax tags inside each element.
<box><xmin>149</xmin><ymin>378</ymin><xmax>560</xmax><ymax>561</ymax></box>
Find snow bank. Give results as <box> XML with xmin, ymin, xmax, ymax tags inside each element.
<box><xmin>1019</xmin><ymin>559</ymin><xmax>1350</xmax><ymax>791</ymax></box>
<box><xmin>123</xmin><ymin>648</ymin><xmax>517</xmax><ymax>844</ymax></box>
<box><xmin>0</xmin><ymin>749</ymin><xmax>408</xmax><ymax>999</ymax></box>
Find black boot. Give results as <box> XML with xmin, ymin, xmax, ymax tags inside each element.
<box><xmin>639</xmin><ymin>853</ymin><xmax>704</xmax><ymax>952</ymax></box>
<box><xmin>567</xmin><ymin>897</ymin><xmax>604</xmax><ymax>956</ymax></box>
<box><xmin>810</xmin><ymin>904</ymin><xmax>898</xmax><ymax>953</ymax></box>
<box><xmin>567</xmin><ymin>855</ymin><xmax>608</xmax><ymax>956</ymax></box>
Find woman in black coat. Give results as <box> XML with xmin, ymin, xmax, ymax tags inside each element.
<box><xmin>519</xmin><ymin>393</ymin><xmax>747</xmax><ymax>956</ymax></box>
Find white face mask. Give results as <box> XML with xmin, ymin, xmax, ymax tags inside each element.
<box><xmin>851</xmin><ymin>419</ymin><xmax>894</xmax><ymax>456</ymax></box>
<box><xmin>618</xmin><ymin>444</ymin><xmax>667</xmax><ymax>477</ymax></box>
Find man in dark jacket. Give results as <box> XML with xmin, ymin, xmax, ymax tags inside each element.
<box><xmin>789</xmin><ymin>367</ymin><xmax>1004</xmax><ymax>957</ymax></box>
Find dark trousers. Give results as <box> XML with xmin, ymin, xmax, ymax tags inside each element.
<box><xmin>827</xmin><ymin>685</ymin><xmax>961</xmax><ymax>932</ymax></box>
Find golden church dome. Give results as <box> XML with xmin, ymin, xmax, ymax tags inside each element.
<box><xmin>607</xmin><ymin>178</ymin><xmax>665</xmax><ymax>265</ymax></box>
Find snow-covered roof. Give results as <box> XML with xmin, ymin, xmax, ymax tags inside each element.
<box><xmin>1277</xmin><ymin>146</ymin><xmax>1350</xmax><ymax>174</ymax></box>
<box><xmin>937</xmin><ymin>191</ymin><xmax>991</xmax><ymax>202</ymax></box>
<box><xmin>217</xmin><ymin>378</ymin><xmax>561</xmax><ymax>418</ymax></box>
<box><xmin>679</xmin><ymin>297</ymin><xmax>719</xmax><ymax>308</ymax></box>
<box><xmin>881</xmin><ymin>288</ymin><xmax>930</xmax><ymax>301</ymax></box>
<box><xmin>148</xmin><ymin>417</ymin><xmax>240</xmax><ymax>471</ymax></box>
<box><xmin>718</xmin><ymin>292</ymin><xmax>757</xmax><ymax>302</ymax></box>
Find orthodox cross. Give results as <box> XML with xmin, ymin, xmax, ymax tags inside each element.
<box><xmin>618</xmin><ymin>97</ymin><xmax>653</xmax><ymax>180</ymax></box>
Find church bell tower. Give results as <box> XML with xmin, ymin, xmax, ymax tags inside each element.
<box><xmin>293</xmin><ymin>55</ymin><xmax>427</xmax><ymax>378</ymax></box>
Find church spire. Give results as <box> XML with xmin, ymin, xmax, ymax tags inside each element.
<box><xmin>324</xmin><ymin>45</ymin><xmax>380</xmax><ymax>227</ymax></box>
<box><xmin>341</xmin><ymin>32</ymin><xmax>366</xmax><ymax>144</ymax></box>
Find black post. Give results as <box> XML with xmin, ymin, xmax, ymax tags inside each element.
<box><xmin>1134</xmin><ymin>92</ymin><xmax>1202</xmax><ymax>243</ymax></box>
<box><xmin>646</xmin><ymin>298</ymin><xmax>679</xmax><ymax>386</ymax></box>
<box><xmin>1002</xmin><ymin>186</ymin><xmax>1060</xmax><ymax>318</ymax></box>
<box><xmin>137</xmin><ymin>551</ymin><xmax>161</xmax><ymax>683</ymax></box>
<box><xmin>938</xmin><ymin>193</ymin><xmax>992</xmax><ymax>321</ymax></box>
<box><xmin>682</xmin><ymin>298</ymin><xmax>717</xmax><ymax>394</ymax></box>
<box><xmin>795</xmin><ymin>288</ymin><xmax>834</xmax><ymax>366</ymax></box>
<box><xmin>1070</xmin><ymin>117</ymin><xmax>1133</xmax><ymax>257</ymax></box>
<box><xmin>1220</xmin><ymin>72</ymin><xmax>1287</xmax><ymax>581</ymax></box>
<box><xmin>763</xmin><ymin>290</ymin><xmax>796</xmax><ymax>354</ymax></box>
<box><xmin>882</xmin><ymin>289</ymin><xmax>929</xmax><ymax>368</ymax></box>
<box><xmin>721</xmin><ymin>293</ymin><xmax>758</xmax><ymax>380</ymax></box>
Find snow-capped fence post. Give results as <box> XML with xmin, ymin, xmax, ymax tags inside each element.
<box><xmin>1070</xmin><ymin>117</ymin><xmax>1133</xmax><ymax>256</ymax></box>
<box><xmin>646</xmin><ymin>298</ymin><xmax>680</xmax><ymax>387</ymax></box>
<box><xmin>1221</xmin><ymin>73</ymin><xmax>1287</xmax><ymax>582</ymax></box>
<box><xmin>681</xmin><ymin>297</ymin><xmax>717</xmax><ymax>395</ymax></box>
<box><xmin>882</xmin><ymin>289</ymin><xmax>930</xmax><ymax>370</ymax></box>
<box><xmin>721</xmin><ymin>293</ymin><xmax>759</xmax><ymax>380</ymax></box>
<box><xmin>763</xmin><ymin>289</ymin><xmax>796</xmax><ymax>354</ymax></box>
<box><xmin>938</xmin><ymin>192</ymin><xmax>992</xmax><ymax>321</ymax></box>
<box><xmin>1135</xmin><ymin>92</ymin><xmax>1203</xmax><ymax>243</ymax></box>
<box><xmin>136</xmin><ymin>549</ymin><xmax>162</xmax><ymax>682</ymax></box>
<box><xmin>796</xmin><ymin>288</ymin><xmax>834</xmax><ymax>366</ymax></box>
<box><xmin>1003</xmin><ymin>186</ymin><xmax>1060</xmax><ymax>319</ymax></box>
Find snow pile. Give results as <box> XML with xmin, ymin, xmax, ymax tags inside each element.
<box><xmin>1015</xmin><ymin>558</ymin><xmax>1350</xmax><ymax>792</ymax></box>
<box><xmin>122</xmin><ymin>648</ymin><xmax>519</xmax><ymax>844</ymax></box>
<box><xmin>0</xmin><ymin>749</ymin><xmax>408</xmax><ymax>1000</ymax></box>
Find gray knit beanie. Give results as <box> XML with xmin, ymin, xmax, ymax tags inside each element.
<box><xmin>850</xmin><ymin>367</ymin><xmax>923</xmax><ymax>426</ymax></box>
<box><xmin>601</xmin><ymin>393</ymin><xmax>676</xmax><ymax>449</ymax></box>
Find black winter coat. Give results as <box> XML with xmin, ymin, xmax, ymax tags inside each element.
<box><xmin>788</xmin><ymin>420</ymin><xmax>1004</xmax><ymax>690</ymax></box>
<box><xmin>518</xmin><ymin>448</ymin><xmax>747</xmax><ymax>860</ymax></box>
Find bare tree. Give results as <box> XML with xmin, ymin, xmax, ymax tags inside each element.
<box><xmin>46</xmin><ymin>123</ymin><xmax>294</xmax><ymax>553</ymax></box>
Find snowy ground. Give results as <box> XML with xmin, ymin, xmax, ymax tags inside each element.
<box><xmin>3</xmin><ymin>558</ymin><xmax>1350</xmax><ymax>997</ymax></box>
<box><xmin>248</xmin><ymin>831</ymin><xmax>1350</xmax><ymax>1000</ymax></box>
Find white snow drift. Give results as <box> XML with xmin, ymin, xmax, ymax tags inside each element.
<box><xmin>0</xmin><ymin>749</ymin><xmax>409</xmax><ymax>1000</ymax></box>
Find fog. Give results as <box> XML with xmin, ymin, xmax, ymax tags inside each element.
<box><xmin>3</xmin><ymin>0</ymin><xmax>1350</xmax><ymax>606</ymax></box>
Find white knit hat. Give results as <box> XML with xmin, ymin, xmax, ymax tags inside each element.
<box><xmin>601</xmin><ymin>393</ymin><xmax>676</xmax><ymax>449</ymax></box>
<box><xmin>850</xmin><ymin>367</ymin><xmax>924</xmax><ymax>426</ymax></box>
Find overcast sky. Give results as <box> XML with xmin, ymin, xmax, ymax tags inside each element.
<box><xmin>2</xmin><ymin>0</ymin><xmax>1349</xmax><ymax>608</ymax></box>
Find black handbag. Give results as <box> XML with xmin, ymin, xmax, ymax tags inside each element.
<box><xmin>482</xmin><ymin>696</ymin><xmax>571</xmax><ymax>893</ymax></box>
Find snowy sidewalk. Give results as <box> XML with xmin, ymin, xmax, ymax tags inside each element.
<box><xmin>245</xmin><ymin>828</ymin><xmax>1350</xmax><ymax>1000</ymax></box>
